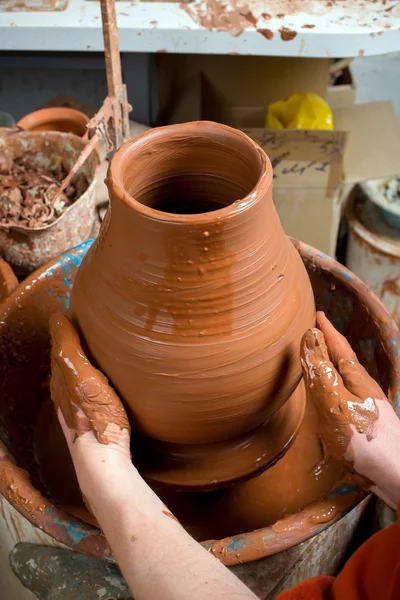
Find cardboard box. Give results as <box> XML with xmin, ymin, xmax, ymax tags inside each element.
<box><xmin>157</xmin><ymin>55</ymin><xmax>355</xmax><ymax>126</ymax></box>
<box><xmin>156</xmin><ymin>54</ymin><xmax>331</xmax><ymax>125</ymax></box>
<box><xmin>326</xmin><ymin>67</ymin><xmax>356</xmax><ymax>111</ymax></box>
<box><xmin>202</xmin><ymin>76</ymin><xmax>346</xmax><ymax>256</ymax></box>
<box><xmin>200</xmin><ymin>65</ymin><xmax>400</xmax><ymax>256</ymax></box>
<box><xmin>334</xmin><ymin>101</ymin><xmax>400</xmax><ymax>205</ymax></box>
<box><xmin>244</xmin><ymin>129</ymin><xmax>346</xmax><ymax>256</ymax></box>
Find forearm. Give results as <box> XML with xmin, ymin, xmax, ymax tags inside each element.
<box><xmin>349</xmin><ymin>399</ymin><xmax>400</xmax><ymax>510</ymax></box>
<box><xmin>74</xmin><ymin>447</ymin><xmax>257</xmax><ymax>600</ymax></box>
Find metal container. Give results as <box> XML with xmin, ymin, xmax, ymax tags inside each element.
<box><xmin>360</xmin><ymin>177</ymin><xmax>400</xmax><ymax>230</ymax></box>
<box><xmin>0</xmin><ymin>131</ymin><xmax>100</xmax><ymax>273</ymax></box>
<box><xmin>0</xmin><ymin>240</ymin><xmax>399</xmax><ymax>598</ymax></box>
<box><xmin>346</xmin><ymin>193</ymin><xmax>400</xmax><ymax>326</ymax></box>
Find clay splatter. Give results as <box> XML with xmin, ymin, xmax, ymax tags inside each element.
<box><xmin>258</xmin><ymin>28</ymin><xmax>274</xmax><ymax>39</ymax></box>
<box><xmin>180</xmin><ymin>0</ymin><xmax>256</xmax><ymax>36</ymax></box>
<box><xmin>280</xmin><ymin>26</ymin><xmax>297</xmax><ymax>40</ymax></box>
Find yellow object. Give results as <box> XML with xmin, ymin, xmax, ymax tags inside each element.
<box><xmin>265</xmin><ymin>93</ymin><xmax>334</xmax><ymax>130</ymax></box>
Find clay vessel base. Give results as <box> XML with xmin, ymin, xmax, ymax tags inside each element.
<box><xmin>134</xmin><ymin>380</ymin><xmax>306</xmax><ymax>491</ymax></box>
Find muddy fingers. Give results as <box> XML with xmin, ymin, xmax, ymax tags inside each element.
<box><xmin>49</xmin><ymin>313</ymin><xmax>131</xmax><ymax>451</ymax></box>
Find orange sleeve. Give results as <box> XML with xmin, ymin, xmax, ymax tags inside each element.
<box><xmin>277</xmin><ymin>503</ymin><xmax>400</xmax><ymax>600</ymax></box>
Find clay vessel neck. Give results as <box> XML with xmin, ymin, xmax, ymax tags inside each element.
<box><xmin>97</xmin><ymin>121</ymin><xmax>284</xmax><ymax>342</ymax></box>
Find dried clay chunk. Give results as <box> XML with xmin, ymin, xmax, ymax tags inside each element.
<box><xmin>0</xmin><ymin>151</ymin><xmax>88</xmax><ymax>228</ymax></box>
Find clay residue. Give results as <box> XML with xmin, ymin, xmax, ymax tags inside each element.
<box><xmin>271</xmin><ymin>491</ymin><xmax>360</xmax><ymax>533</ymax></box>
<box><xmin>49</xmin><ymin>313</ymin><xmax>131</xmax><ymax>445</ymax></box>
<box><xmin>198</xmin><ymin>396</ymin><xmax>347</xmax><ymax>540</ymax></box>
<box><xmin>178</xmin><ymin>0</ymin><xmax>398</xmax><ymax>37</ymax></box>
<box><xmin>0</xmin><ymin>151</ymin><xmax>88</xmax><ymax>228</ymax></box>
<box><xmin>0</xmin><ymin>448</ymin><xmax>47</xmax><ymax>517</ymax></box>
<box><xmin>180</xmin><ymin>0</ymin><xmax>257</xmax><ymax>36</ymax></box>
<box><xmin>381</xmin><ymin>275</ymin><xmax>400</xmax><ymax>298</ymax></box>
<box><xmin>301</xmin><ymin>328</ymin><xmax>379</xmax><ymax>460</ymax></box>
<box><xmin>0</xmin><ymin>0</ymin><xmax>67</xmax><ymax>11</ymax></box>
<box><xmin>162</xmin><ymin>509</ymin><xmax>180</xmax><ymax>523</ymax></box>
<box><xmin>258</xmin><ymin>28</ymin><xmax>273</xmax><ymax>39</ymax></box>
<box><xmin>279</xmin><ymin>26</ymin><xmax>297</xmax><ymax>40</ymax></box>
<box><xmin>241</xmin><ymin>8</ymin><xmax>257</xmax><ymax>26</ymax></box>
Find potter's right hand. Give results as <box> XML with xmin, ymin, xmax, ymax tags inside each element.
<box><xmin>49</xmin><ymin>313</ymin><xmax>131</xmax><ymax>463</ymax></box>
<box><xmin>301</xmin><ymin>311</ymin><xmax>400</xmax><ymax>510</ymax></box>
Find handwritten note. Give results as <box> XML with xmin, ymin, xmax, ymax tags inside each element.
<box><xmin>242</xmin><ymin>128</ymin><xmax>348</xmax><ymax>255</ymax></box>
<box><xmin>244</xmin><ymin>129</ymin><xmax>347</xmax><ymax>189</ymax></box>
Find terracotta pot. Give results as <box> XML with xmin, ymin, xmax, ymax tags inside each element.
<box><xmin>17</xmin><ymin>107</ymin><xmax>89</xmax><ymax>137</ymax></box>
<box><xmin>69</xmin><ymin>121</ymin><xmax>315</xmax><ymax>489</ymax></box>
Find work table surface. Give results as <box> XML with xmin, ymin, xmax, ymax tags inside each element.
<box><xmin>0</xmin><ymin>0</ymin><xmax>400</xmax><ymax>57</ymax></box>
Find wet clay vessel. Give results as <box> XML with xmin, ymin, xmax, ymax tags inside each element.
<box><xmin>69</xmin><ymin>121</ymin><xmax>316</xmax><ymax>489</ymax></box>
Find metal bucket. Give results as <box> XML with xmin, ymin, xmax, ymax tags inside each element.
<box><xmin>0</xmin><ymin>240</ymin><xmax>399</xmax><ymax>599</ymax></box>
<box><xmin>346</xmin><ymin>192</ymin><xmax>400</xmax><ymax>326</ymax></box>
<box><xmin>0</xmin><ymin>131</ymin><xmax>100</xmax><ymax>273</ymax></box>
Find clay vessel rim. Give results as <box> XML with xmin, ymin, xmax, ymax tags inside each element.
<box><xmin>0</xmin><ymin>130</ymin><xmax>100</xmax><ymax>233</ymax></box>
<box><xmin>107</xmin><ymin>120</ymin><xmax>273</xmax><ymax>225</ymax></box>
<box><xmin>17</xmin><ymin>107</ymin><xmax>90</xmax><ymax>130</ymax></box>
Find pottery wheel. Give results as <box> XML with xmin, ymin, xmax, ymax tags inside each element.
<box><xmin>132</xmin><ymin>380</ymin><xmax>306</xmax><ymax>491</ymax></box>
<box><xmin>35</xmin><ymin>379</ymin><xmax>306</xmax><ymax>514</ymax></box>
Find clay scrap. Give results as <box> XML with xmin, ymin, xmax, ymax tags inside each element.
<box><xmin>0</xmin><ymin>151</ymin><xmax>88</xmax><ymax>228</ymax></box>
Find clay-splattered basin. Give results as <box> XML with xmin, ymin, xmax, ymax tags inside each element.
<box><xmin>0</xmin><ymin>239</ymin><xmax>399</xmax><ymax>568</ymax></box>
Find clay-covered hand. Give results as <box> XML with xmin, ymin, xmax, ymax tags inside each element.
<box><xmin>49</xmin><ymin>318</ymin><xmax>258</xmax><ymax>600</ymax></box>
<box><xmin>301</xmin><ymin>311</ymin><xmax>400</xmax><ymax>510</ymax></box>
<box><xmin>49</xmin><ymin>313</ymin><xmax>131</xmax><ymax>462</ymax></box>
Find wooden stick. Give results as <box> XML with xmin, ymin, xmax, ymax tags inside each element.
<box><xmin>51</xmin><ymin>0</ymin><xmax>130</xmax><ymax>205</ymax></box>
<box><xmin>101</xmin><ymin>0</ymin><xmax>123</xmax><ymax>98</ymax></box>
<box><xmin>52</xmin><ymin>133</ymin><xmax>100</xmax><ymax>199</ymax></box>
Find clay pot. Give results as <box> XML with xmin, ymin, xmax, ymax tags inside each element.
<box><xmin>17</xmin><ymin>107</ymin><xmax>89</xmax><ymax>137</ymax></box>
<box><xmin>69</xmin><ymin>121</ymin><xmax>315</xmax><ymax>489</ymax></box>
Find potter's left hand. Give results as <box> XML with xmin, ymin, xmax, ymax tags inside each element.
<box><xmin>49</xmin><ymin>313</ymin><xmax>257</xmax><ymax>600</ymax></box>
<box><xmin>49</xmin><ymin>313</ymin><xmax>131</xmax><ymax>464</ymax></box>
<box><xmin>301</xmin><ymin>311</ymin><xmax>400</xmax><ymax>510</ymax></box>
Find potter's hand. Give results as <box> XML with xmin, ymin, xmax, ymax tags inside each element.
<box><xmin>49</xmin><ymin>313</ymin><xmax>131</xmax><ymax>461</ymax></box>
<box><xmin>301</xmin><ymin>311</ymin><xmax>400</xmax><ymax>510</ymax></box>
<box><xmin>49</xmin><ymin>313</ymin><xmax>257</xmax><ymax>600</ymax></box>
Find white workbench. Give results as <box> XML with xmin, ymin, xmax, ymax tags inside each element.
<box><xmin>1</xmin><ymin>0</ymin><xmax>400</xmax><ymax>57</ymax></box>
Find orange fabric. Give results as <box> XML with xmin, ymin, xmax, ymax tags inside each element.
<box><xmin>278</xmin><ymin>503</ymin><xmax>400</xmax><ymax>600</ymax></box>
